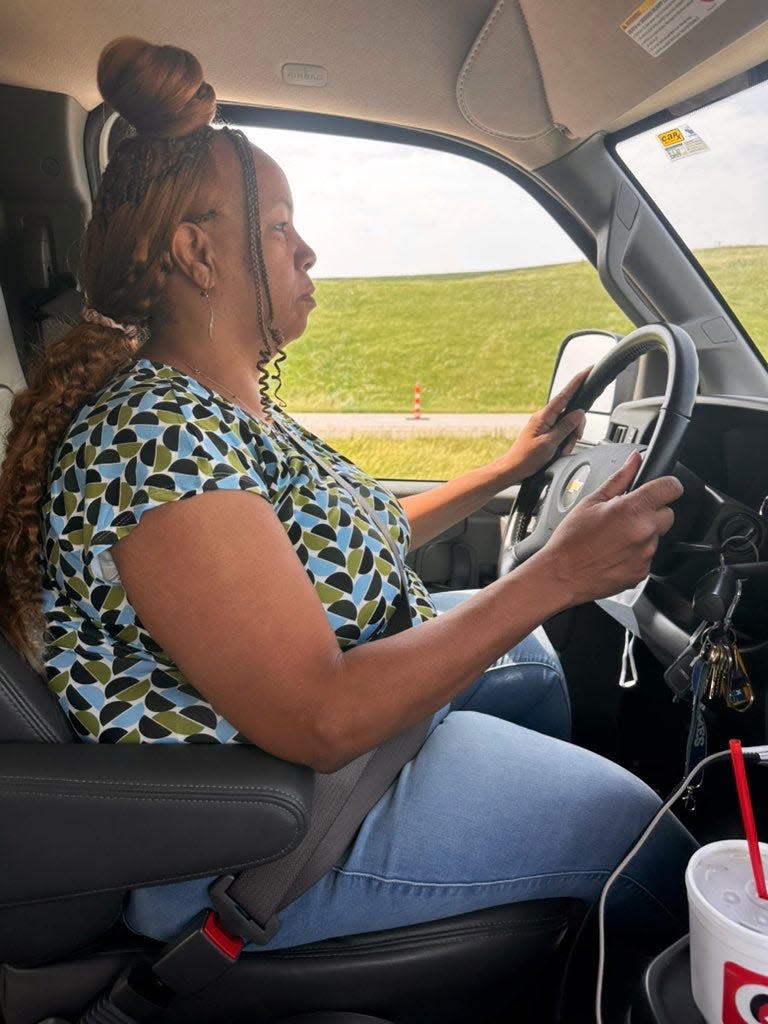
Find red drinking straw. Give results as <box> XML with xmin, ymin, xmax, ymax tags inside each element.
<box><xmin>729</xmin><ymin>738</ymin><xmax>768</xmax><ymax>900</ymax></box>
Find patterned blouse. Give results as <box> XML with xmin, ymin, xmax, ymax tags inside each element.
<box><xmin>41</xmin><ymin>359</ymin><xmax>436</xmax><ymax>744</ymax></box>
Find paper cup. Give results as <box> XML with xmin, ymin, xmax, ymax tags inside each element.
<box><xmin>687</xmin><ymin>840</ymin><xmax>768</xmax><ymax>1024</ymax></box>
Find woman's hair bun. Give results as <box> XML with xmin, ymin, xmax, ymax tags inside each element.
<box><xmin>97</xmin><ymin>37</ymin><xmax>217</xmax><ymax>138</ymax></box>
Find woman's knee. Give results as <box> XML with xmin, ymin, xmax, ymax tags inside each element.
<box><xmin>489</xmin><ymin>624</ymin><xmax>561</xmax><ymax>674</ymax></box>
<box><xmin>454</xmin><ymin>635</ymin><xmax>570</xmax><ymax>738</ymax></box>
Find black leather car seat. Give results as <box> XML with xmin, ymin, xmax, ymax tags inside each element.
<box><xmin>0</xmin><ymin>629</ymin><xmax>586</xmax><ymax>1024</ymax></box>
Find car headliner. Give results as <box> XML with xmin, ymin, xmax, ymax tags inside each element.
<box><xmin>1</xmin><ymin>0</ymin><xmax>767</xmax><ymax>170</ymax></box>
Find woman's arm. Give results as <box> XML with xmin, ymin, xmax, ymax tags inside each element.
<box><xmin>400</xmin><ymin>455</ymin><xmax>527</xmax><ymax>552</ymax></box>
<box><xmin>401</xmin><ymin>370</ymin><xmax>589</xmax><ymax>550</ymax></box>
<box><xmin>112</xmin><ymin>450</ymin><xmax>679</xmax><ymax>773</ymax></box>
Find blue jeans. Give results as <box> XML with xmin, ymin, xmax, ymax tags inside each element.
<box><xmin>126</xmin><ymin>590</ymin><xmax>696</xmax><ymax>950</ymax></box>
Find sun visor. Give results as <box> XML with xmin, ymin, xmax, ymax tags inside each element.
<box><xmin>457</xmin><ymin>1</ymin><xmax>559</xmax><ymax>142</ymax></box>
<box><xmin>458</xmin><ymin>0</ymin><xmax>768</xmax><ymax>145</ymax></box>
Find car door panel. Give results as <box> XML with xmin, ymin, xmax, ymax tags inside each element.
<box><xmin>385</xmin><ymin>480</ymin><xmax>519</xmax><ymax>592</ymax></box>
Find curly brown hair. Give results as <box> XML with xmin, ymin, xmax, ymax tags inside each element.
<box><xmin>0</xmin><ymin>37</ymin><xmax>280</xmax><ymax>668</ymax></box>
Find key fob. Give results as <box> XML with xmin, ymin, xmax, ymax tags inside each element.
<box><xmin>664</xmin><ymin>646</ymin><xmax>698</xmax><ymax>697</ymax></box>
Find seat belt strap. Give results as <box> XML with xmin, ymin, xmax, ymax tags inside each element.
<box><xmin>209</xmin><ymin>419</ymin><xmax>433</xmax><ymax>943</ymax></box>
<box><xmin>210</xmin><ymin>708</ymin><xmax>430</xmax><ymax>943</ymax></box>
<box><xmin>281</xmin><ymin>711</ymin><xmax>429</xmax><ymax>907</ymax></box>
<box><xmin>209</xmin><ymin>592</ymin><xmax>427</xmax><ymax>943</ymax></box>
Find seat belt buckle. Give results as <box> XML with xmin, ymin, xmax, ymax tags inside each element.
<box><xmin>152</xmin><ymin>908</ymin><xmax>245</xmax><ymax>995</ymax></box>
<box><xmin>209</xmin><ymin>873</ymin><xmax>280</xmax><ymax>945</ymax></box>
<box><xmin>76</xmin><ymin>908</ymin><xmax>249</xmax><ymax>1017</ymax></box>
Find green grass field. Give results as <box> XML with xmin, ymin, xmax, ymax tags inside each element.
<box><xmin>324</xmin><ymin>433</ymin><xmax>517</xmax><ymax>481</ymax></box>
<box><xmin>277</xmin><ymin>245</ymin><xmax>768</xmax><ymax>414</ymax></box>
<box><xmin>278</xmin><ymin>245</ymin><xmax>768</xmax><ymax>477</ymax></box>
<box><xmin>696</xmin><ymin>246</ymin><xmax>768</xmax><ymax>352</ymax></box>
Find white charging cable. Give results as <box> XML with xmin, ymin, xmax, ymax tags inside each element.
<box><xmin>595</xmin><ymin>743</ymin><xmax>768</xmax><ymax>1024</ymax></box>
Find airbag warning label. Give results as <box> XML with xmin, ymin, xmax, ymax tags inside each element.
<box><xmin>621</xmin><ymin>0</ymin><xmax>727</xmax><ymax>58</ymax></box>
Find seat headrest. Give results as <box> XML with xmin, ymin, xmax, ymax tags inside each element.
<box><xmin>36</xmin><ymin>287</ymin><xmax>84</xmax><ymax>348</ymax></box>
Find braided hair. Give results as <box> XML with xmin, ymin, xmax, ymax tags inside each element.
<box><xmin>0</xmin><ymin>37</ymin><xmax>283</xmax><ymax>668</ymax></box>
<box><xmin>227</xmin><ymin>129</ymin><xmax>286</xmax><ymax>406</ymax></box>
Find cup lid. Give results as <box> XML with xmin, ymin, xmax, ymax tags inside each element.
<box><xmin>687</xmin><ymin>840</ymin><xmax>768</xmax><ymax>938</ymax></box>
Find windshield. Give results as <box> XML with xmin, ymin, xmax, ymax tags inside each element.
<box><xmin>616</xmin><ymin>76</ymin><xmax>768</xmax><ymax>359</ymax></box>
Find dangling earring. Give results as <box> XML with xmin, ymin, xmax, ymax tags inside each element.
<box><xmin>200</xmin><ymin>289</ymin><xmax>214</xmax><ymax>343</ymax></box>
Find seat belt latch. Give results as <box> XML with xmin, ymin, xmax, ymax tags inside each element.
<box><xmin>209</xmin><ymin>873</ymin><xmax>280</xmax><ymax>945</ymax></box>
<box><xmin>152</xmin><ymin>909</ymin><xmax>244</xmax><ymax>995</ymax></box>
<box><xmin>75</xmin><ymin>910</ymin><xmax>246</xmax><ymax>1020</ymax></box>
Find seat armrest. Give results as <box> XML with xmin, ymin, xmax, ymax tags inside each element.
<box><xmin>0</xmin><ymin>744</ymin><xmax>313</xmax><ymax>906</ymax></box>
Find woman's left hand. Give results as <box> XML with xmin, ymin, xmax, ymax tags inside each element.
<box><xmin>499</xmin><ymin>368</ymin><xmax>590</xmax><ymax>483</ymax></box>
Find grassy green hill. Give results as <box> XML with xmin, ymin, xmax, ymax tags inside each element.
<box><xmin>696</xmin><ymin>246</ymin><xmax>768</xmax><ymax>352</ymax></box>
<box><xmin>277</xmin><ymin>246</ymin><xmax>768</xmax><ymax>413</ymax></box>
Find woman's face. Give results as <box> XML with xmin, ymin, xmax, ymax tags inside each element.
<box><xmin>205</xmin><ymin>136</ymin><xmax>317</xmax><ymax>349</ymax></box>
<box><xmin>252</xmin><ymin>148</ymin><xmax>317</xmax><ymax>345</ymax></box>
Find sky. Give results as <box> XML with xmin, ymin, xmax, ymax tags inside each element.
<box><xmin>242</xmin><ymin>77</ymin><xmax>768</xmax><ymax>279</ymax></box>
<box><xmin>617</xmin><ymin>78</ymin><xmax>768</xmax><ymax>252</ymax></box>
<box><xmin>242</xmin><ymin>126</ymin><xmax>584</xmax><ymax>278</ymax></box>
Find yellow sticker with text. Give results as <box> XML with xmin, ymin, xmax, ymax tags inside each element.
<box><xmin>658</xmin><ymin>128</ymin><xmax>684</xmax><ymax>148</ymax></box>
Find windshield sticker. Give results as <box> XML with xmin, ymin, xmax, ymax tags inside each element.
<box><xmin>657</xmin><ymin>124</ymin><xmax>709</xmax><ymax>161</ymax></box>
<box><xmin>621</xmin><ymin>0</ymin><xmax>728</xmax><ymax>58</ymax></box>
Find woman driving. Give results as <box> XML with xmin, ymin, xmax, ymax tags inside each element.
<box><xmin>0</xmin><ymin>36</ymin><xmax>695</xmax><ymax>1014</ymax></box>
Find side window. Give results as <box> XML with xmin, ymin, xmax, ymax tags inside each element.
<box><xmin>240</xmin><ymin>126</ymin><xmax>632</xmax><ymax>479</ymax></box>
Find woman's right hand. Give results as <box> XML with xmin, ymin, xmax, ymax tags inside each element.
<box><xmin>540</xmin><ymin>449</ymin><xmax>683</xmax><ymax>605</ymax></box>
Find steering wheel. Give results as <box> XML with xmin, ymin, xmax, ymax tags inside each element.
<box><xmin>498</xmin><ymin>323</ymin><xmax>699</xmax><ymax>575</ymax></box>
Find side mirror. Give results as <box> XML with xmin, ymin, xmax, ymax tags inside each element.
<box><xmin>549</xmin><ymin>330</ymin><xmax>623</xmax><ymax>443</ymax></box>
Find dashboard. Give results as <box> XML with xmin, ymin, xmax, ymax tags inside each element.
<box><xmin>597</xmin><ymin>395</ymin><xmax>768</xmax><ymax>664</ymax></box>
<box><xmin>611</xmin><ymin>396</ymin><xmax>768</xmax><ymax>512</ymax></box>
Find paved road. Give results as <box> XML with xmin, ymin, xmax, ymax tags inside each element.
<box><xmin>291</xmin><ymin>412</ymin><xmax>530</xmax><ymax>438</ymax></box>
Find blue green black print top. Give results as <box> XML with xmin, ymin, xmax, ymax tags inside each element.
<box><xmin>41</xmin><ymin>359</ymin><xmax>436</xmax><ymax>744</ymax></box>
